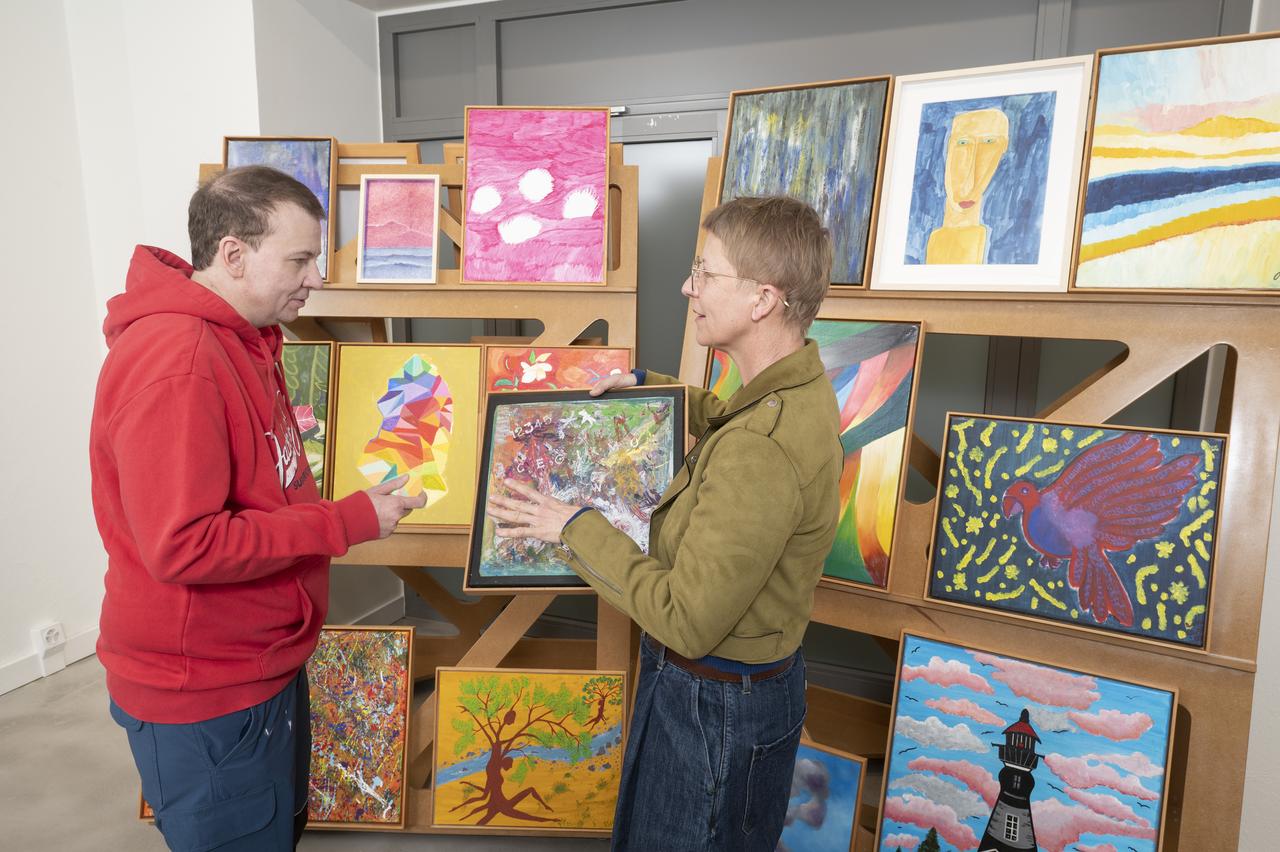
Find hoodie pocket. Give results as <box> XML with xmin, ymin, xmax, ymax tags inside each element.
<box><xmin>258</xmin><ymin>577</ymin><xmax>315</xmax><ymax>680</ymax></box>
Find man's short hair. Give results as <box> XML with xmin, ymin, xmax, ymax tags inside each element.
<box><xmin>188</xmin><ymin>166</ymin><xmax>324</xmax><ymax>270</ymax></box>
<box><xmin>701</xmin><ymin>196</ymin><xmax>833</xmax><ymax>330</ymax></box>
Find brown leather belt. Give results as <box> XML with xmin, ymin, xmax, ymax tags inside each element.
<box><xmin>645</xmin><ymin>635</ymin><xmax>795</xmax><ymax>684</ymax></box>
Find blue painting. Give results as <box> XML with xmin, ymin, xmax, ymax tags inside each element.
<box><xmin>878</xmin><ymin>635</ymin><xmax>1175</xmax><ymax>852</ymax></box>
<box><xmin>928</xmin><ymin>415</ymin><xmax>1224</xmax><ymax>648</ymax></box>
<box><xmin>780</xmin><ymin>741</ymin><xmax>864</xmax><ymax>852</ymax></box>
<box><xmin>722</xmin><ymin>79</ymin><xmax>889</xmax><ymax>285</ymax></box>
<box><xmin>905</xmin><ymin>92</ymin><xmax>1055</xmax><ymax>266</ymax></box>
<box><xmin>226</xmin><ymin>137</ymin><xmax>334</xmax><ymax>278</ymax></box>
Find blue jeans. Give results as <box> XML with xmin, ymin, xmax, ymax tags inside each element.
<box><xmin>612</xmin><ymin>638</ymin><xmax>806</xmax><ymax>851</ymax></box>
<box><xmin>109</xmin><ymin>670</ymin><xmax>310</xmax><ymax>851</ymax></box>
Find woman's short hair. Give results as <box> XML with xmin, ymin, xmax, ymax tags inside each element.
<box><xmin>188</xmin><ymin>166</ymin><xmax>324</xmax><ymax>270</ymax></box>
<box><xmin>701</xmin><ymin>196</ymin><xmax>832</xmax><ymax>330</ymax></box>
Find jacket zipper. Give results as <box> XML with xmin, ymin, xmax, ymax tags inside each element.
<box><xmin>564</xmin><ymin>542</ymin><xmax>623</xmax><ymax>596</ymax></box>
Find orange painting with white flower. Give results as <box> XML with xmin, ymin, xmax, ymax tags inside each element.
<box><xmin>484</xmin><ymin>346</ymin><xmax>632</xmax><ymax>394</ymax></box>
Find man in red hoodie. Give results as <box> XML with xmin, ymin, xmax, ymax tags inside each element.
<box><xmin>90</xmin><ymin>166</ymin><xmax>425</xmax><ymax>850</ymax></box>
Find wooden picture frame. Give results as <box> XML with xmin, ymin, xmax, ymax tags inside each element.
<box><xmin>223</xmin><ymin>136</ymin><xmax>338</xmax><ymax>281</ymax></box>
<box><xmin>1070</xmin><ymin>30</ymin><xmax>1280</xmax><ymax>294</ymax></box>
<box><xmin>869</xmin><ymin>56</ymin><xmax>1093</xmax><ymax>293</ymax></box>
<box><xmin>782</xmin><ymin>738</ymin><xmax>868</xmax><ymax>852</ymax></box>
<box><xmin>718</xmin><ymin>75</ymin><xmax>892</xmax><ymax>287</ymax></box>
<box><xmin>465</xmin><ymin>385</ymin><xmax>688</xmax><ymax>593</ymax></box>
<box><xmin>460</xmin><ymin>106</ymin><xmax>611</xmax><ymax>286</ymax></box>
<box><xmin>282</xmin><ymin>340</ymin><xmax>334</xmax><ymax>499</ymax></box>
<box><xmin>483</xmin><ymin>344</ymin><xmax>633</xmax><ymax>394</ymax></box>
<box><xmin>356</xmin><ymin>173</ymin><xmax>441</xmax><ymax>284</ymax></box>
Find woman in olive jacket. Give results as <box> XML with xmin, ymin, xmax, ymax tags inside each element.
<box><xmin>487</xmin><ymin>196</ymin><xmax>843</xmax><ymax>851</ymax></box>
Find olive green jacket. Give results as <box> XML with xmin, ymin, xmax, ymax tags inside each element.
<box><xmin>561</xmin><ymin>340</ymin><xmax>842</xmax><ymax>663</ymax></box>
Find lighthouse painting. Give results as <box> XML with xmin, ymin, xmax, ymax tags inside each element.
<box><xmin>876</xmin><ymin>634</ymin><xmax>1176</xmax><ymax>852</ymax></box>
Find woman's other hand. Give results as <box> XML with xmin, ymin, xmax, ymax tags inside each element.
<box><xmin>589</xmin><ymin>371</ymin><xmax>638</xmax><ymax>397</ymax></box>
<box><xmin>487</xmin><ymin>478</ymin><xmax>584</xmax><ymax>543</ymax></box>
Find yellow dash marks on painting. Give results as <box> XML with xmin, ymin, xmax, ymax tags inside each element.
<box><xmin>1188</xmin><ymin>554</ymin><xmax>1207</xmax><ymax>589</ymax></box>
<box><xmin>1134</xmin><ymin>565</ymin><xmax>1159</xmax><ymax>605</ymax></box>
<box><xmin>980</xmin><ymin>421</ymin><xmax>996</xmax><ymax>448</ymax></box>
<box><xmin>957</xmin><ymin>545</ymin><xmax>977</xmax><ymax>570</ymax></box>
<box><xmin>1201</xmin><ymin>439</ymin><xmax>1216</xmax><ymax>473</ymax></box>
<box><xmin>1015</xmin><ymin>455</ymin><xmax>1043</xmax><ymax>477</ymax></box>
<box><xmin>983</xmin><ymin>447</ymin><xmax>1007</xmax><ymax>489</ymax></box>
<box><xmin>1179</xmin><ymin>510</ymin><xmax>1215</xmax><ymax>547</ymax></box>
<box><xmin>943</xmin><ymin>518</ymin><xmax>960</xmax><ymax>548</ymax></box>
<box><xmin>1157</xmin><ymin>603</ymin><xmax>1168</xmax><ymax>631</ymax></box>
<box><xmin>1200</xmin><ymin>481</ymin><xmax>1217</xmax><ymax>497</ymax></box>
<box><xmin>986</xmin><ymin>585</ymin><xmax>1025</xmax><ymax>602</ymax></box>
<box><xmin>1015</xmin><ymin>427</ymin><xmax>1034</xmax><ymax>454</ymax></box>
<box><xmin>1195</xmin><ymin>539</ymin><xmax>1210</xmax><ymax>561</ymax></box>
<box><xmin>1077</xmin><ymin>430</ymin><xmax>1104</xmax><ymax>449</ymax></box>
<box><xmin>1033</xmin><ymin>459</ymin><xmax>1065</xmax><ymax>478</ymax></box>
<box><xmin>952</xmin><ymin>503</ymin><xmax>967</xmax><ymax>517</ymax></box>
<box><xmin>997</xmin><ymin>544</ymin><xmax>1018</xmax><ymax>566</ymax></box>
<box><xmin>978</xmin><ymin>563</ymin><xmax>1001</xmax><ymax>583</ymax></box>
<box><xmin>951</xmin><ymin>420</ymin><xmax>982</xmax><ymax>501</ymax></box>
<box><xmin>1029</xmin><ymin>579</ymin><xmax>1067</xmax><ymax>610</ymax></box>
<box><xmin>1080</xmin><ymin>197</ymin><xmax>1280</xmax><ymax>263</ymax></box>
<box><xmin>975</xmin><ymin>539</ymin><xmax>997</xmax><ymax>566</ymax></box>
<box><xmin>1186</xmin><ymin>605</ymin><xmax>1206</xmax><ymax>628</ymax></box>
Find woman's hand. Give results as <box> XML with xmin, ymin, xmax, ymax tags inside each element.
<box><xmin>487</xmin><ymin>478</ymin><xmax>584</xmax><ymax>543</ymax></box>
<box><xmin>589</xmin><ymin>371</ymin><xmax>638</xmax><ymax>397</ymax></box>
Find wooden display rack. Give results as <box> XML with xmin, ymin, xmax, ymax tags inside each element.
<box><xmin>679</xmin><ymin>156</ymin><xmax>1279</xmax><ymax>851</ymax></box>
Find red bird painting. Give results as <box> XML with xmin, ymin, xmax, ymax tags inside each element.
<box><xmin>1001</xmin><ymin>433</ymin><xmax>1201</xmax><ymax>627</ymax></box>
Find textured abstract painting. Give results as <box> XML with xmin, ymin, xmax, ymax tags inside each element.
<box><xmin>707</xmin><ymin>320</ymin><xmax>920</xmax><ymax>587</ymax></box>
<box><xmin>330</xmin><ymin>345</ymin><xmax>482</xmax><ymax>526</ymax></box>
<box><xmin>927</xmin><ymin>415</ymin><xmax>1225</xmax><ymax>647</ymax></box>
<box><xmin>225</xmin><ymin>137</ymin><xmax>334</xmax><ymax>278</ymax></box>
<box><xmin>1077</xmin><ymin>34</ymin><xmax>1280</xmax><ymax>290</ymax></box>
<box><xmin>433</xmin><ymin>668</ymin><xmax>626</xmax><ymax>833</ymax></box>
<box><xmin>877</xmin><ymin>634</ymin><xmax>1175</xmax><ymax>852</ymax></box>
<box><xmin>721</xmin><ymin>78</ymin><xmax>889</xmax><ymax>285</ymax></box>
<box><xmin>780</xmin><ymin>740</ymin><xmax>866</xmax><ymax>852</ymax></box>
<box><xmin>307</xmin><ymin>627</ymin><xmax>413</xmax><ymax>829</ymax></box>
<box><xmin>357</xmin><ymin>174</ymin><xmax>439</xmax><ymax>283</ymax></box>
<box><xmin>468</xmin><ymin>387</ymin><xmax>684</xmax><ymax>590</ymax></box>
<box><xmin>462</xmin><ymin>107</ymin><xmax>609</xmax><ymax>284</ymax></box>
<box><xmin>485</xmin><ymin>346</ymin><xmax>631</xmax><ymax>393</ymax></box>
<box><xmin>282</xmin><ymin>342</ymin><xmax>332</xmax><ymax>495</ymax></box>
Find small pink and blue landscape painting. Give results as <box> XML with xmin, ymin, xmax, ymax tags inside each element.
<box><xmin>359</xmin><ymin>176</ymin><xmax>439</xmax><ymax>283</ymax></box>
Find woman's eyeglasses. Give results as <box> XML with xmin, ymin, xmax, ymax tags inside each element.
<box><xmin>688</xmin><ymin>258</ymin><xmax>790</xmax><ymax>307</ymax></box>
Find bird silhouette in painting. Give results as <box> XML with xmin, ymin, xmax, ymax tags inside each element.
<box><xmin>1002</xmin><ymin>433</ymin><xmax>1200</xmax><ymax>627</ymax></box>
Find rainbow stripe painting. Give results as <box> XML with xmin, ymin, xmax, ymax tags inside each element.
<box><xmin>1077</xmin><ymin>34</ymin><xmax>1280</xmax><ymax>290</ymax></box>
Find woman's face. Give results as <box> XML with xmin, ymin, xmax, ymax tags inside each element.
<box><xmin>683</xmin><ymin>233</ymin><xmax>755</xmax><ymax>350</ymax></box>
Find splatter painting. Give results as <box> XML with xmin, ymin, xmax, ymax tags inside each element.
<box><xmin>282</xmin><ymin>342</ymin><xmax>332</xmax><ymax>495</ymax></box>
<box><xmin>927</xmin><ymin>415</ymin><xmax>1225</xmax><ymax>647</ymax></box>
<box><xmin>330</xmin><ymin>344</ymin><xmax>482</xmax><ymax>526</ymax></box>
<box><xmin>876</xmin><ymin>634</ymin><xmax>1175</xmax><ymax>852</ymax></box>
<box><xmin>433</xmin><ymin>668</ymin><xmax>626</xmax><ymax>833</ymax></box>
<box><xmin>467</xmin><ymin>387</ymin><xmax>684</xmax><ymax>591</ymax></box>
<box><xmin>707</xmin><ymin>320</ymin><xmax>920</xmax><ymax>587</ymax></box>
<box><xmin>357</xmin><ymin>174</ymin><xmax>440</xmax><ymax>283</ymax></box>
<box><xmin>307</xmin><ymin>627</ymin><xmax>413</xmax><ymax>829</ymax></box>
<box><xmin>462</xmin><ymin>107</ymin><xmax>609</xmax><ymax>284</ymax></box>
<box><xmin>720</xmin><ymin>78</ymin><xmax>889</xmax><ymax>285</ymax></box>
<box><xmin>225</xmin><ymin>137</ymin><xmax>335</xmax><ymax>279</ymax></box>
<box><xmin>1076</xmin><ymin>34</ymin><xmax>1280</xmax><ymax>290</ymax></box>
<box><xmin>485</xmin><ymin>346</ymin><xmax>631</xmax><ymax>393</ymax></box>
<box><xmin>780</xmin><ymin>740</ymin><xmax>866</xmax><ymax>852</ymax></box>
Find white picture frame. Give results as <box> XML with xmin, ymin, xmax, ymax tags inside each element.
<box><xmin>355</xmin><ymin>173</ymin><xmax>441</xmax><ymax>285</ymax></box>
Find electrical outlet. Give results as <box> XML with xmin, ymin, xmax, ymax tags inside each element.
<box><xmin>36</xmin><ymin>623</ymin><xmax>65</xmax><ymax>650</ymax></box>
<box><xmin>31</xmin><ymin>622</ymin><xmax>67</xmax><ymax>677</ymax></box>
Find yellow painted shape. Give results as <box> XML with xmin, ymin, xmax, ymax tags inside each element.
<box><xmin>985</xmin><ymin>585</ymin><xmax>1025</xmax><ymax>602</ymax></box>
<box><xmin>1015</xmin><ymin>427</ymin><xmax>1034</xmax><ymax>454</ymax></box>
<box><xmin>997</xmin><ymin>544</ymin><xmax>1018</xmax><ymax>566</ymax></box>
<box><xmin>1029</xmin><ymin>579</ymin><xmax>1067</xmax><ymax>610</ymax></box>
<box><xmin>1014</xmin><ymin>455</ymin><xmax>1043</xmax><ymax>477</ymax></box>
<box><xmin>942</xmin><ymin>518</ymin><xmax>960</xmax><ymax>548</ymax></box>
<box><xmin>1080</xmin><ymin>197</ymin><xmax>1280</xmax><ymax>263</ymax></box>
<box><xmin>983</xmin><ymin>447</ymin><xmax>1007</xmax><ymax>490</ymax></box>
<box><xmin>1186</xmin><ymin>605</ymin><xmax>1206</xmax><ymax>628</ymax></box>
<box><xmin>1134</xmin><ymin>565</ymin><xmax>1159</xmax><ymax>606</ymax></box>
<box><xmin>980</xmin><ymin>421</ymin><xmax>996</xmax><ymax>447</ymax></box>
<box><xmin>978</xmin><ymin>562</ymin><xmax>1001</xmax><ymax>583</ymax></box>
<box><xmin>1201</xmin><ymin>439</ymin><xmax>1217</xmax><ymax>473</ymax></box>
<box><xmin>957</xmin><ymin>545</ymin><xmax>978</xmax><ymax>570</ymax></box>
<box><xmin>975</xmin><ymin>538</ymin><xmax>998</xmax><ymax>566</ymax></box>
<box><xmin>1179</xmin><ymin>509</ymin><xmax>1216</xmax><ymax>547</ymax></box>
<box><xmin>1189</xmin><ymin>554</ymin><xmax>1207</xmax><ymax>589</ymax></box>
<box><xmin>1077</xmin><ymin>430</ymin><xmax>1105</xmax><ymax>448</ymax></box>
<box><xmin>1157</xmin><ymin>603</ymin><xmax>1168</xmax><ymax>631</ymax></box>
<box><xmin>1032</xmin><ymin>459</ymin><xmax>1065</xmax><ymax>478</ymax></box>
<box><xmin>1195</xmin><ymin>539</ymin><xmax>1210</xmax><ymax>561</ymax></box>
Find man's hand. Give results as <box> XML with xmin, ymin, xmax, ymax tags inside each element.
<box><xmin>366</xmin><ymin>475</ymin><xmax>428</xmax><ymax>538</ymax></box>
<box><xmin>589</xmin><ymin>371</ymin><xmax>638</xmax><ymax>397</ymax></box>
<box><xmin>487</xmin><ymin>478</ymin><xmax>582</xmax><ymax>543</ymax></box>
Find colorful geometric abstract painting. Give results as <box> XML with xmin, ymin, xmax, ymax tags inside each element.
<box><xmin>1076</xmin><ymin>34</ymin><xmax>1280</xmax><ymax>290</ymax></box>
<box><xmin>484</xmin><ymin>346</ymin><xmax>631</xmax><ymax>393</ymax></box>
<box><xmin>307</xmin><ymin>626</ymin><xmax>413</xmax><ymax>829</ymax></box>
<box><xmin>462</xmin><ymin>107</ymin><xmax>609</xmax><ymax>284</ymax></box>
<box><xmin>330</xmin><ymin>344</ymin><xmax>482</xmax><ymax>526</ymax></box>
<box><xmin>781</xmin><ymin>740</ymin><xmax>867</xmax><ymax>852</ymax></box>
<box><xmin>282</xmin><ymin>342</ymin><xmax>332</xmax><ymax>496</ymax></box>
<box><xmin>720</xmin><ymin>77</ymin><xmax>890</xmax><ymax>285</ymax></box>
<box><xmin>433</xmin><ymin>668</ymin><xmax>626</xmax><ymax>834</ymax></box>
<box><xmin>707</xmin><ymin>320</ymin><xmax>920</xmax><ymax>587</ymax></box>
<box><xmin>876</xmin><ymin>633</ymin><xmax>1176</xmax><ymax>852</ymax></box>
<box><xmin>467</xmin><ymin>387</ymin><xmax>685</xmax><ymax>591</ymax></box>
<box><xmin>357</xmin><ymin>174</ymin><xmax>440</xmax><ymax>283</ymax></box>
<box><xmin>224</xmin><ymin>137</ymin><xmax>335</xmax><ymax>279</ymax></box>
<box><xmin>927</xmin><ymin>415</ymin><xmax>1225</xmax><ymax>647</ymax></box>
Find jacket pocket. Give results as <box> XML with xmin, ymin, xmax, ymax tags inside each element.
<box><xmin>193</xmin><ymin>705</ymin><xmax>260</xmax><ymax>770</ymax></box>
<box><xmin>158</xmin><ymin>783</ymin><xmax>276</xmax><ymax>851</ymax></box>
<box><xmin>741</xmin><ymin>713</ymin><xmax>806</xmax><ymax>837</ymax></box>
<box><xmin>258</xmin><ymin>577</ymin><xmax>316</xmax><ymax>679</ymax></box>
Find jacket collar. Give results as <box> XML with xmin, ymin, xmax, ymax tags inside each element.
<box><xmin>708</xmin><ymin>339</ymin><xmax>824</xmax><ymax>426</ymax></box>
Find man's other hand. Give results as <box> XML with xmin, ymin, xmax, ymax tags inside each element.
<box><xmin>366</xmin><ymin>475</ymin><xmax>428</xmax><ymax>538</ymax></box>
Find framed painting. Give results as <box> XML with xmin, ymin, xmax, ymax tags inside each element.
<box><xmin>306</xmin><ymin>626</ymin><xmax>413</xmax><ymax>829</ymax></box>
<box><xmin>869</xmin><ymin>56</ymin><xmax>1092</xmax><ymax>292</ymax></box>
<box><xmin>705</xmin><ymin>320</ymin><xmax>922</xmax><ymax>588</ymax></box>
<box><xmin>719</xmin><ymin>76</ymin><xmax>891</xmax><ymax>286</ymax></box>
<box><xmin>1073</xmin><ymin>32</ymin><xmax>1280</xmax><ymax>292</ymax></box>
<box><xmin>356</xmin><ymin>174</ymin><xmax>440</xmax><ymax>284</ymax></box>
<box><xmin>926</xmin><ymin>414</ymin><xmax>1226</xmax><ymax>648</ymax></box>
<box><xmin>432</xmin><ymin>667</ymin><xmax>626</xmax><ymax>834</ymax></box>
<box><xmin>329</xmin><ymin>344</ymin><xmax>483</xmax><ymax>528</ymax></box>
<box><xmin>461</xmin><ymin>106</ymin><xmax>610</xmax><ymax>285</ymax></box>
<box><xmin>466</xmin><ymin>386</ymin><xmax>686</xmax><ymax>592</ymax></box>
<box><xmin>282</xmin><ymin>341</ymin><xmax>332</xmax><ymax>497</ymax></box>
<box><xmin>781</xmin><ymin>739</ymin><xmax>867</xmax><ymax>852</ymax></box>
<box><xmin>875</xmin><ymin>632</ymin><xmax>1177</xmax><ymax>852</ymax></box>
<box><xmin>484</xmin><ymin>345</ymin><xmax>632</xmax><ymax>393</ymax></box>
<box><xmin>223</xmin><ymin>136</ymin><xmax>337</xmax><ymax>280</ymax></box>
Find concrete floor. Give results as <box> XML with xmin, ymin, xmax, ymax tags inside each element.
<box><xmin>0</xmin><ymin>655</ymin><xmax>609</xmax><ymax>851</ymax></box>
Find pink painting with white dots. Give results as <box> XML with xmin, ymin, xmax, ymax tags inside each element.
<box><xmin>462</xmin><ymin>107</ymin><xmax>609</xmax><ymax>284</ymax></box>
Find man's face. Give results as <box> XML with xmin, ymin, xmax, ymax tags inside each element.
<box><xmin>238</xmin><ymin>203</ymin><xmax>323</xmax><ymax>327</ymax></box>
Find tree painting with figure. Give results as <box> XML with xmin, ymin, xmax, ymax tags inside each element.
<box><xmin>581</xmin><ymin>675</ymin><xmax>623</xmax><ymax>730</ymax></box>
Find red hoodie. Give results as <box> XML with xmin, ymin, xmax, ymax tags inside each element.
<box><xmin>91</xmin><ymin>246</ymin><xmax>380</xmax><ymax>723</ymax></box>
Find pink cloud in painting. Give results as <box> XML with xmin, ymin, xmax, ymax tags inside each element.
<box><xmin>463</xmin><ymin>108</ymin><xmax>608</xmax><ymax>283</ymax></box>
<box><xmin>883</xmin><ymin>833</ymin><xmax>921</xmax><ymax>850</ymax></box>
<box><xmin>902</xmin><ymin>656</ymin><xmax>993</xmax><ymax>694</ymax></box>
<box><xmin>1043</xmin><ymin>754</ymin><xmax>1158</xmax><ymax>800</ymax></box>
<box><xmin>1074</xmin><ymin>845</ymin><xmax>1118</xmax><ymax>852</ymax></box>
<box><xmin>1064</xmin><ymin>787</ymin><xmax>1151</xmax><ymax>827</ymax></box>
<box><xmin>1068</xmin><ymin>708</ymin><xmax>1154</xmax><ymax>741</ymax></box>
<box><xmin>1030</xmin><ymin>798</ymin><xmax>1157</xmax><ymax>852</ymax></box>
<box><xmin>363</xmin><ymin>178</ymin><xmax>437</xmax><ymax>249</ymax></box>
<box><xmin>1081</xmin><ymin>751</ymin><xmax>1163</xmax><ymax>778</ymax></box>
<box><xmin>924</xmin><ymin>697</ymin><xmax>1003</xmax><ymax>727</ymax></box>
<box><xmin>882</xmin><ymin>795</ymin><xmax>978</xmax><ymax>850</ymax></box>
<box><xmin>971</xmin><ymin>652</ymin><xmax>1100</xmax><ymax>709</ymax></box>
<box><xmin>906</xmin><ymin>757</ymin><xmax>999</xmax><ymax>806</ymax></box>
